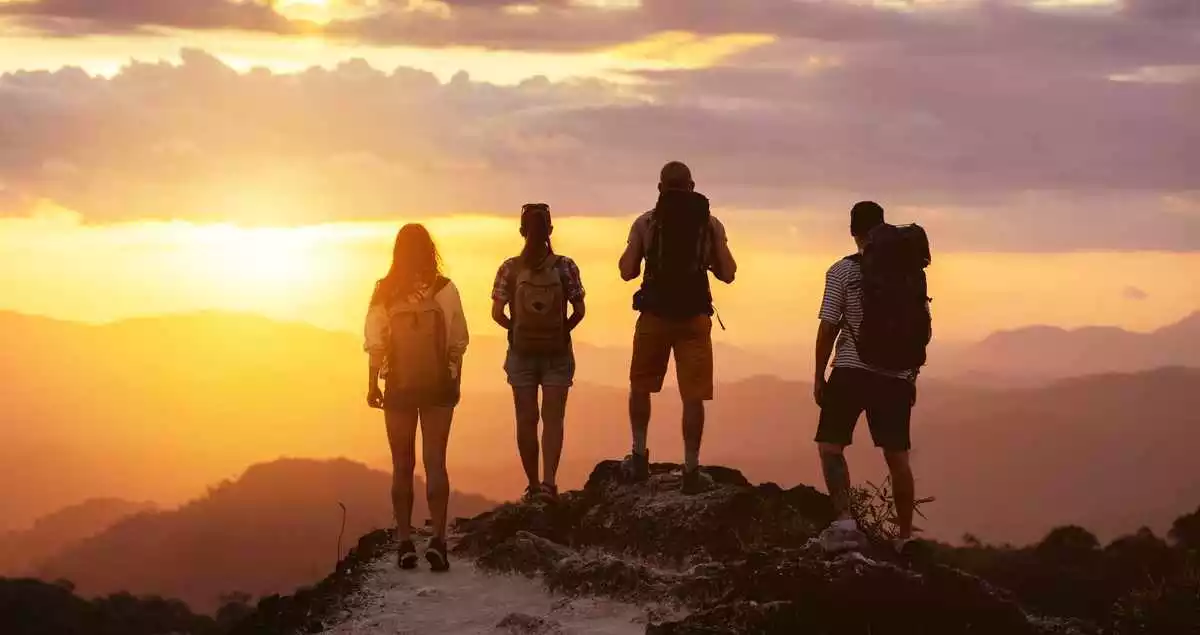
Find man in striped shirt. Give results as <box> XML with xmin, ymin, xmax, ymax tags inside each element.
<box><xmin>813</xmin><ymin>201</ymin><xmax>922</xmax><ymax>554</ymax></box>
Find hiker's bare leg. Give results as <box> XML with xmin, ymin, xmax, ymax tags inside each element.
<box><xmin>885</xmin><ymin>450</ymin><xmax>915</xmax><ymax>539</ymax></box>
<box><xmin>682</xmin><ymin>398</ymin><xmax>705</xmax><ymax>471</ymax></box>
<box><xmin>419</xmin><ymin>405</ymin><xmax>454</xmax><ymax>540</ymax></box>
<box><xmin>818</xmin><ymin>443</ymin><xmax>854</xmax><ymax>521</ymax></box>
<box><xmin>384</xmin><ymin>407</ymin><xmax>419</xmax><ymax>541</ymax></box>
<box><xmin>513</xmin><ymin>386</ymin><xmax>541</xmax><ymax>488</ymax></box>
<box><xmin>540</xmin><ymin>386</ymin><xmax>568</xmax><ymax>488</ymax></box>
<box><xmin>629</xmin><ymin>391</ymin><xmax>651</xmax><ymax>455</ymax></box>
<box><xmin>675</xmin><ymin>315</ymin><xmax>713</xmax><ymax>471</ymax></box>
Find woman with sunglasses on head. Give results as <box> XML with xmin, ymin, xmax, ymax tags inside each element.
<box><xmin>365</xmin><ymin>223</ymin><xmax>468</xmax><ymax>572</ymax></box>
<box><xmin>490</xmin><ymin>203</ymin><xmax>586</xmax><ymax>503</ymax></box>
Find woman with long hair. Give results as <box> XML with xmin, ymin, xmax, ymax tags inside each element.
<box><xmin>365</xmin><ymin>223</ymin><xmax>468</xmax><ymax>571</ymax></box>
<box><xmin>490</xmin><ymin>204</ymin><xmax>586</xmax><ymax>503</ymax></box>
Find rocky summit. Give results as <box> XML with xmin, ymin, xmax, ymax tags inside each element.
<box><xmin>453</xmin><ymin>460</ymin><xmax>1094</xmax><ymax>635</ymax></box>
<box><xmin>232</xmin><ymin>461</ymin><xmax>1100</xmax><ymax>634</ymax></box>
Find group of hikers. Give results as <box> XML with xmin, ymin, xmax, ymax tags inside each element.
<box><xmin>364</xmin><ymin>161</ymin><xmax>933</xmax><ymax>572</ymax></box>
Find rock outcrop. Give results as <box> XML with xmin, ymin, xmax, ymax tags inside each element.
<box><xmin>454</xmin><ymin>461</ymin><xmax>1096</xmax><ymax>635</ymax></box>
<box><xmin>233</xmin><ymin>460</ymin><xmax>1100</xmax><ymax>634</ymax></box>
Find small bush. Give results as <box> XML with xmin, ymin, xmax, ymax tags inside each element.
<box><xmin>848</xmin><ymin>477</ymin><xmax>935</xmax><ymax>543</ymax></box>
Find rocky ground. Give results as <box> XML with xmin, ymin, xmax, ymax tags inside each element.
<box><xmin>235</xmin><ymin>460</ymin><xmax>1098</xmax><ymax>634</ymax></box>
<box><xmin>454</xmin><ymin>460</ymin><xmax>1097</xmax><ymax>635</ymax></box>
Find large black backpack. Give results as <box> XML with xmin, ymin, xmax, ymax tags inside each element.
<box><xmin>849</xmin><ymin>223</ymin><xmax>932</xmax><ymax>372</ymax></box>
<box><xmin>639</xmin><ymin>190</ymin><xmax>713</xmax><ymax>319</ymax></box>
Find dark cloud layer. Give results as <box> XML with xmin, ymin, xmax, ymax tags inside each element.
<box><xmin>0</xmin><ymin>46</ymin><xmax>1196</xmax><ymax>251</ymax></box>
<box><xmin>2</xmin><ymin>0</ymin><xmax>1197</xmax><ymax>61</ymax></box>
<box><xmin>0</xmin><ymin>0</ymin><xmax>298</xmax><ymax>35</ymax></box>
<box><xmin>0</xmin><ymin>0</ymin><xmax>1197</xmax><ymax>251</ymax></box>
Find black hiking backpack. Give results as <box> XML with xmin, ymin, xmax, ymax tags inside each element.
<box><xmin>637</xmin><ymin>190</ymin><xmax>713</xmax><ymax>319</ymax></box>
<box><xmin>849</xmin><ymin>223</ymin><xmax>932</xmax><ymax>373</ymax></box>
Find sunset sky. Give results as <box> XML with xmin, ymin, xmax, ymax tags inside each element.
<box><xmin>0</xmin><ymin>0</ymin><xmax>1196</xmax><ymax>349</ymax></box>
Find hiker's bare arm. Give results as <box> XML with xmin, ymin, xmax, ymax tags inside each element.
<box><xmin>815</xmin><ymin>320</ymin><xmax>840</xmax><ymax>383</ymax></box>
<box><xmin>567</xmin><ymin>298</ymin><xmax>586</xmax><ymax>331</ymax></box>
<box><xmin>363</xmin><ymin>297</ymin><xmax>388</xmax><ymax>407</ymax></box>
<box><xmin>619</xmin><ymin>242</ymin><xmax>642</xmax><ymax>281</ymax></box>
<box><xmin>709</xmin><ymin>219</ymin><xmax>737</xmax><ymax>284</ymax></box>
<box><xmin>619</xmin><ymin>222</ymin><xmax>644</xmax><ymax>281</ymax></box>
<box><xmin>491</xmin><ymin>298</ymin><xmax>512</xmax><ymax>330</ymax></box>
<box><xmin>366</xmin><ymin>365</ymin><xmax>383</xmax><ymax>407</ymax></box>
<box><xmin>711</xmin><ymin>241</ymin><xmax>736</xmax><ymax>284</ymax></box>
<box><xmin>444</xmin><ymin>282</ymin><xmax>469</xmax><ymax>371</ymax></box>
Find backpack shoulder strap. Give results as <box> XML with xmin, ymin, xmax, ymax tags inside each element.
<box><xmin>407</xmin><ymin>277</ymin><xmax>450</xmax><ymax>308</ymax></box>
<box><xmin>647</xmin><ymin>210</ymin><xmax>664</xmax><ymax>268</ymax></box>
<box><xmin>698</xmin><ymin>216</ymin><xmax>714</xmax><ymax>268</ymax></box>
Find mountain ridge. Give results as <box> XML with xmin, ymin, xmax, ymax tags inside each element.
<box><xmin>32</xmin><ymin>458</ymin><xmax>498</xmax><ymax>613</ymax></box>
<box><xmin>5</xmin><ymin>308</ymin><xmax>1198</xmax><ymax>384</ymax></box>
<box><xmin>0</xmin><ymin>499</ymin><xmax>156</xmax><ymax>577</ymax></box>
<box><xmin>2</xmin><ymin>308</ymin><xmax>1197</xmax><ymax>545</ymax></box>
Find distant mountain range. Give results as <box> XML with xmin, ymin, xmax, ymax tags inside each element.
<box><xmin>928</xmin><ymin>312</ymin><xmax>1200</xmax><ymax>385</ymax></box>
<box><xmin>0</xmin><ymin>310</ymin><xmax>1196</xmax><ymax>547</ymax></box>
<box><xmin>0</xmin><ymin>498</ymin><xmax>155</xmax><ymax>576</ymax></box>
<box><xmin>30</xmin><ymin>458</ymin><xmax>496</xmax><ymax>613</ymax></box>
<box><xmin>444</xmin><ymin>366</ymin><xmax>1200</xmax><ymax>545</ymax></box>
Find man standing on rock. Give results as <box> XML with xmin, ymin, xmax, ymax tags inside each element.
<box><xmin>813</xmin><ymin>201</ymin><xmax>931</xmax><ymax>553</ymax></box>
<box><xmin>618</xmin><ymin>161</ymin><xmax>737</xmax><ymax>494</ymax></box>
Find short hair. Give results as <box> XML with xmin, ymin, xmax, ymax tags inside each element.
<box><xmin>850</xmin><ymin>201</ymin><xmax>885</xmax><ymax>237</ymax></box>
<box><xmin>659</xmin><ymin>161</ymin><xmax>693</xmax><ymax>190</ymax></box>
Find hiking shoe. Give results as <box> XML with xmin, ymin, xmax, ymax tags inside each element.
<box><xmin>681</xmin><ymin>467</ymin><xmax>715</xmax><ymax>495</ymax></box>
<box><xmin>425</xmin><ymin>537</ymin><xmax>450</xmax><ymax>573</ymax></box>
<box><xmin>620</xmin><ymin>449</ymin><xmax>650</xmax><ymax>483</ymax></box>
<box><xmin>397</xmin><ymin>539</ymin><xmax>418</xmax><ymax>570</ymax></box>
<box><xmin>521</xmin><ymin>484</ymin><xmax>543</xmax><ymax>504</ymax></box>
<box><xmin>819</xmin><ymin>519</ymin><xmax>870</xmax><ymax>554</ymax></box>
<box><xmin>539</xmin><ymin>483</ymin><xmax>559</xmax><ymax>502</ymax></box>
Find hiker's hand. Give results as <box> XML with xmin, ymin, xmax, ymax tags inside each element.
<box><xmin>813</xmin><ymin>376</ymin><xmax>826</xmax><ymax>407</ymax></box>
<box><xmin>367</xmin><ymin>385</ymin><xmax>384</xmax><ymax>409</ymax></box>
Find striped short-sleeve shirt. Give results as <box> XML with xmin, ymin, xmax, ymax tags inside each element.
<box><xmin>819</xmin><ymin>257</ymin><xmax>916</xmax><ymax>380</ymax></box>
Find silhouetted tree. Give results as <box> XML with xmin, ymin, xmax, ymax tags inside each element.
<box><xmin>1169</xmin><ymin>505</ymin><xmax>1200</xmax><ymax>551</ymax></box>
<box><xmin>1037</xmin><ymin>525</ymin><xmax>1100</xmax><ymax>564</ymax></box>
<box><xmin>1106</xmin><ymin>527</ymin><xmax>1177</xmax><ymax>582</ymax></box>
<box><xmin>1</xmin><ymin>578</ymin><xmax>221</xmax><ymax>634</ymax></box>
<box><xmin>216</xmin><ymin>591</ymin><xmax>255</xmax><ymax>628</ymax></box>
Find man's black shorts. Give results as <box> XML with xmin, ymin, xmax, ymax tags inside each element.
<box><xmin>815</xmin><ymin>367</ymin><xmax>915</xmax><ymax>451</ymax></box>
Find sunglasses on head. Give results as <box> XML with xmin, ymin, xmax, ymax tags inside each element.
<box><xmin>522</xmin><ymin>203</ymin><xmax>550</xmax><ymax>213</ymax></box>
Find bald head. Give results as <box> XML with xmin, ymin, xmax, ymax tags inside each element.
<box><xmin>658</xmin><ymin>161</ymin><xmax>695</xmax><ymax>192</ymax></box>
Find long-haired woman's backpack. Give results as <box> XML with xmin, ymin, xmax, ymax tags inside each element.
<box><xmin>386</xmin><ymin>278</ymin><xmax>450</xmax><ymax>394</ymax></box>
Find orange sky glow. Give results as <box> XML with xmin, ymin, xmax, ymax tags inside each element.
<box><xmin>0</xmin><ymin>0</ymin><xmax>1197</xmax><ymax>540</ymax></box>
<box><xmin>0</xmin><ymin>0</ymin><xmax>1195</xmax><ymax>346</ymax></box>
<box><xmin>1</xmin><ymin>202</ymin><xmax>1196</xmax><ymax>350</ymax></box>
